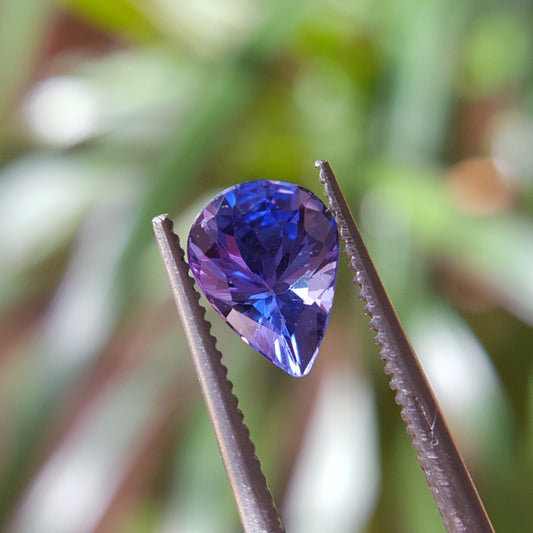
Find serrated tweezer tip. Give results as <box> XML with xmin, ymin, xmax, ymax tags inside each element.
<box><xmin>152</xmin><ymin>214</ymin><xmax>285</xmax><ymax>533</ymax></box>
<box><xmin>318</xmin><ymin>161</ymin><xmax>494</xmax><ymax>533</ymax></box>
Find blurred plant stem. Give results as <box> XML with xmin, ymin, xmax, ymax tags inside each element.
<box><xmin>0</xmin><ymin>0</ymin><xmax>50</xmax><ymax>150</ymax></box>
<box><xmin>383</xmin><ymin>0</ymin><xmax>471</xmax><ymax>163</ymax></box>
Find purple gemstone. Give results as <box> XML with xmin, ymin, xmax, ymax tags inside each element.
<box><xmin>187</xmin><ymin>180</ymin><xmax>339</xmax><ymax>377</ymax></box>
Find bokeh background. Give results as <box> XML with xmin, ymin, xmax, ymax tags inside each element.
<box><xmin>1</xmin><ymin>0</ymin><xmax>533</xmax><ymax>532</ymax></box>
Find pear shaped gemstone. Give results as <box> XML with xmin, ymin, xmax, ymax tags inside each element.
<box><xmin>187</xmin><ymin>180</ymin><xmax>339</xmax><ymax>377</ymax></box>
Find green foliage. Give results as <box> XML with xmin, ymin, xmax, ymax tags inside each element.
<box><xmin>1</xmin><ymin>0</ymin><xmax>532</xmax><ymax>532</ymax></box>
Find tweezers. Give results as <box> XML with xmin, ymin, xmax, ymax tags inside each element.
<box><xmin>152</xmin><ymin>160</ymin><xmax>495</xmax><ymax>533</ymax></box>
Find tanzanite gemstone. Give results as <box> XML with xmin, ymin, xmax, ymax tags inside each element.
<box><xmin>187</xmin><ymin>180</ymin><xmax>339</xmax><ymax>377</ymax></box>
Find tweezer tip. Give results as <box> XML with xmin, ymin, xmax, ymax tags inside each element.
<box><xmin>152</xmin><ymin>213</ymin><xmax>170</xmax><ymax>228</ymax></box>
<box><xmin>314</xmin><ymin>160</ymin><xmax>333</xmax><ymax>187</ymax></box>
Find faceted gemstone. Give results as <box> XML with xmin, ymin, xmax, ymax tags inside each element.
<box><xmin>187</xmin><ymin>180</ymin><xmax>339</xmax><ymax>377</ymax></box>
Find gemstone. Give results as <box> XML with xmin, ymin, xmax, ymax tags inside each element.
<box><xmin>187</xmin><ymin>180</ymin><xmax>339</xmax><ymax>377</ymax></box>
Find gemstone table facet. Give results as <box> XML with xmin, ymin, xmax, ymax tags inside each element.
<box><xmin>187</xmin><ymin>180</ymin><xmax>339</xmax><ymax>377</ymax></box>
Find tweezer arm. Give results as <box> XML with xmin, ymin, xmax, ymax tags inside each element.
<box><xmin>316</xmin><ymin>161</ymin><xmax>495</xmax><ymax>533</ymax></box>
<box><xmin>152</xmin><ymin>215</ymin><xmax>285</xmax><ymax>533</ymax></box>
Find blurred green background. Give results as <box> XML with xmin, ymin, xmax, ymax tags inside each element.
<box><xmin>1</xmin><ymin>0</ymin><xmax>532</xmax><ymax>532</ymax></box>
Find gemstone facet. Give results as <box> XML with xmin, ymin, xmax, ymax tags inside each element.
<box><xmin>187</xmin><ymin>180</ymin><xmax>339</xmax><ymax>377</ymax></box>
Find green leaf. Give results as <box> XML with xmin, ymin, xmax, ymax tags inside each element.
<box><xmin>0</xmin><ymin>0</ymin><xmax>49</xmax><ymax>135</ymax></box>
<box><xmin>54</xmin><ymin>0</ymin><xmax>168</xmax><ymax>43</ymax></box>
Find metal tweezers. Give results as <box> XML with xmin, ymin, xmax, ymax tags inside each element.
<box><xmin>152</xmin><ymin>160</ymin><xmax>495</xmax><ymax>533</ymax></box>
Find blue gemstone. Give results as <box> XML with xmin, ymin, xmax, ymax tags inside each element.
<box><xmin>187</xmin><ymin>180</ymin><xmax>339</xmax><ymax>377</ymax></box>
